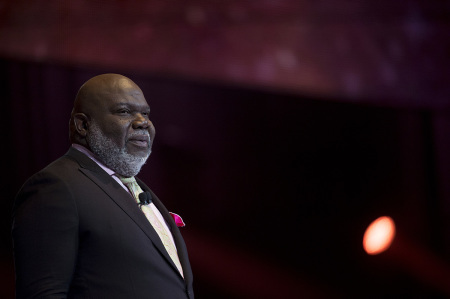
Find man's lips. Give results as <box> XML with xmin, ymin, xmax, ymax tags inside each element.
<box><xmin>128</xmin><ymin>135</ymin><xmax>150</xmax><ymax>148</ymax></box>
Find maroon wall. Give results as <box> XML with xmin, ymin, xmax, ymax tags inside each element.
<box><xmin>1</xmin><ymin>1</ymin><xmax>450</xmax><ymax>298</ymax></box>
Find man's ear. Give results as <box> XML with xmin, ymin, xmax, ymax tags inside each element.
<box><xmin>73</xmin><ymin>113</ymin><xmax>89</xmax><ymax>137</ymax></box>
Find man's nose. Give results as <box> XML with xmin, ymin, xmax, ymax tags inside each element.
<box><xmin>132</xmin><ymin>114</ymin><xmax>150</xmax><ymax>129</ymax></box>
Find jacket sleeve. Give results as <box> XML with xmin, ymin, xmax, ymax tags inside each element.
<box><xmin>12</xmin><ymin>171</ymin><xmax>79</xmax><ymax>299</ymax></box>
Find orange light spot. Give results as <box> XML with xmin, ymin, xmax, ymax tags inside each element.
<box><xmin>363</xmin><ymin>216</ymin><xmax>396</xmax><ymax>255</ymax></box>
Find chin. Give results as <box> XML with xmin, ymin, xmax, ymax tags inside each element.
<box><xmin>130</xmin><ymin>149</ymin><xmax>151</xmax><ymax>159</ymax></box>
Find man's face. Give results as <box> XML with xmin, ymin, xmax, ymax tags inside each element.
<box><xmin>85</xmin><ymin>79</ymin><xmax>155</xmax><ymax>177</ymax></box>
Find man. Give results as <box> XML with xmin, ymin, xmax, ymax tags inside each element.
<box><xmin>12</xmin><ymin>74</ymin><xmax>194</xmax><ymax>298</ymax></box>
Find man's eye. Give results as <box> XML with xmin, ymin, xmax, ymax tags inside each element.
<box><xmin>118</xmin><ymin>109</ymin><xmax>130</xmax><ymax>114</ymax></box>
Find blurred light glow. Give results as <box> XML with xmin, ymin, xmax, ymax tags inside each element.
<box><xmin>363</xmin><ymin>216</ymin><xmax>396</xmax><ymax>255</ymax></box>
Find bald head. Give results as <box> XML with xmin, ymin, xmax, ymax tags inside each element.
<box><xmin>70</xmin><ymin>73</ymin><xmax>144</xmax><ymax>144</ymax></box>
<box><xmin>68</xmin><ymin>73</ymin><xmax>155</xmax><ymax>176</ymax></box>
<box><xmin>74</xmin><ymin>74</ymin><xmax>142</xmax><ymax>110</ymax></box>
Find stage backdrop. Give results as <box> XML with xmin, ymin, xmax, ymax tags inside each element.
<box><xmin>1</xmin><ymin>58</ymin><xmax>449</xmax><ymax>298</ymax></box>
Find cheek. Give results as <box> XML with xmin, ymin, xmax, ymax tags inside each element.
<box><xmin>101</xmin><ymin>120</ymin><xmax>129</xmax><ymax>144</ymax></box>
<box><xmin>149</xmin><ymin>123</ymin><xmax>156</xmax><ymax>141</ymax></box>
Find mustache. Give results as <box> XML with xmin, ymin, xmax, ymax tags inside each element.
<box><xmin>127</xmin><ymin>130</ymin><xmax>151</xmax><ymax>143</ymax></box>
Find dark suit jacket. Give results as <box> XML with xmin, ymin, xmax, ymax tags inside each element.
<box><xmin>12</xmin><ymin>147</ymin><xmax>194</xmax><ymax>299</ymax></box>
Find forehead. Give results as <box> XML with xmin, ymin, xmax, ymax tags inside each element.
<box><xmin>102</xmin><ymin>79</ymin><xmax>149</xmax><ymax>109</ymax></box>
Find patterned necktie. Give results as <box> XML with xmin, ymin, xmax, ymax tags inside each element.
<box><xmin>118</xmin><ymin>175</ymin><xmax>184</xmax><ymax>277</ymax></box>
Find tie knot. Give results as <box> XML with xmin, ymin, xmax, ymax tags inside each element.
<box><xmin>118</xmin><ymin>175</ymin><xmax>137</xmax><ymax>186</ymax></box>
<box><xmin>117</xmin><ymin>175</ymin><xmax>143</xmax><ymax>202</ymax></box>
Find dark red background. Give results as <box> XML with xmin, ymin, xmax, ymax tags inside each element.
<box><xmin>1</xmin><ymin>1</ymin><xmax>449</xmax><ymax>298</ymax></box>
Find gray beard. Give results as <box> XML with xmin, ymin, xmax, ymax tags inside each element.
<box><xmin>86</xmin><ymin>122</ymin><xmax>151</xmax><ymax>177</ymax></box>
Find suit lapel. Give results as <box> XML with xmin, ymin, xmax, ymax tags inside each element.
<box><xmin>65</xmin><ymin>148</ymin><xmax>184</xmax><ymax>279</ymax></box>
<box><xmin>137</xmin><ymin>178</ymin><xmax>194</xmax><ymax>284</ymax></box>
